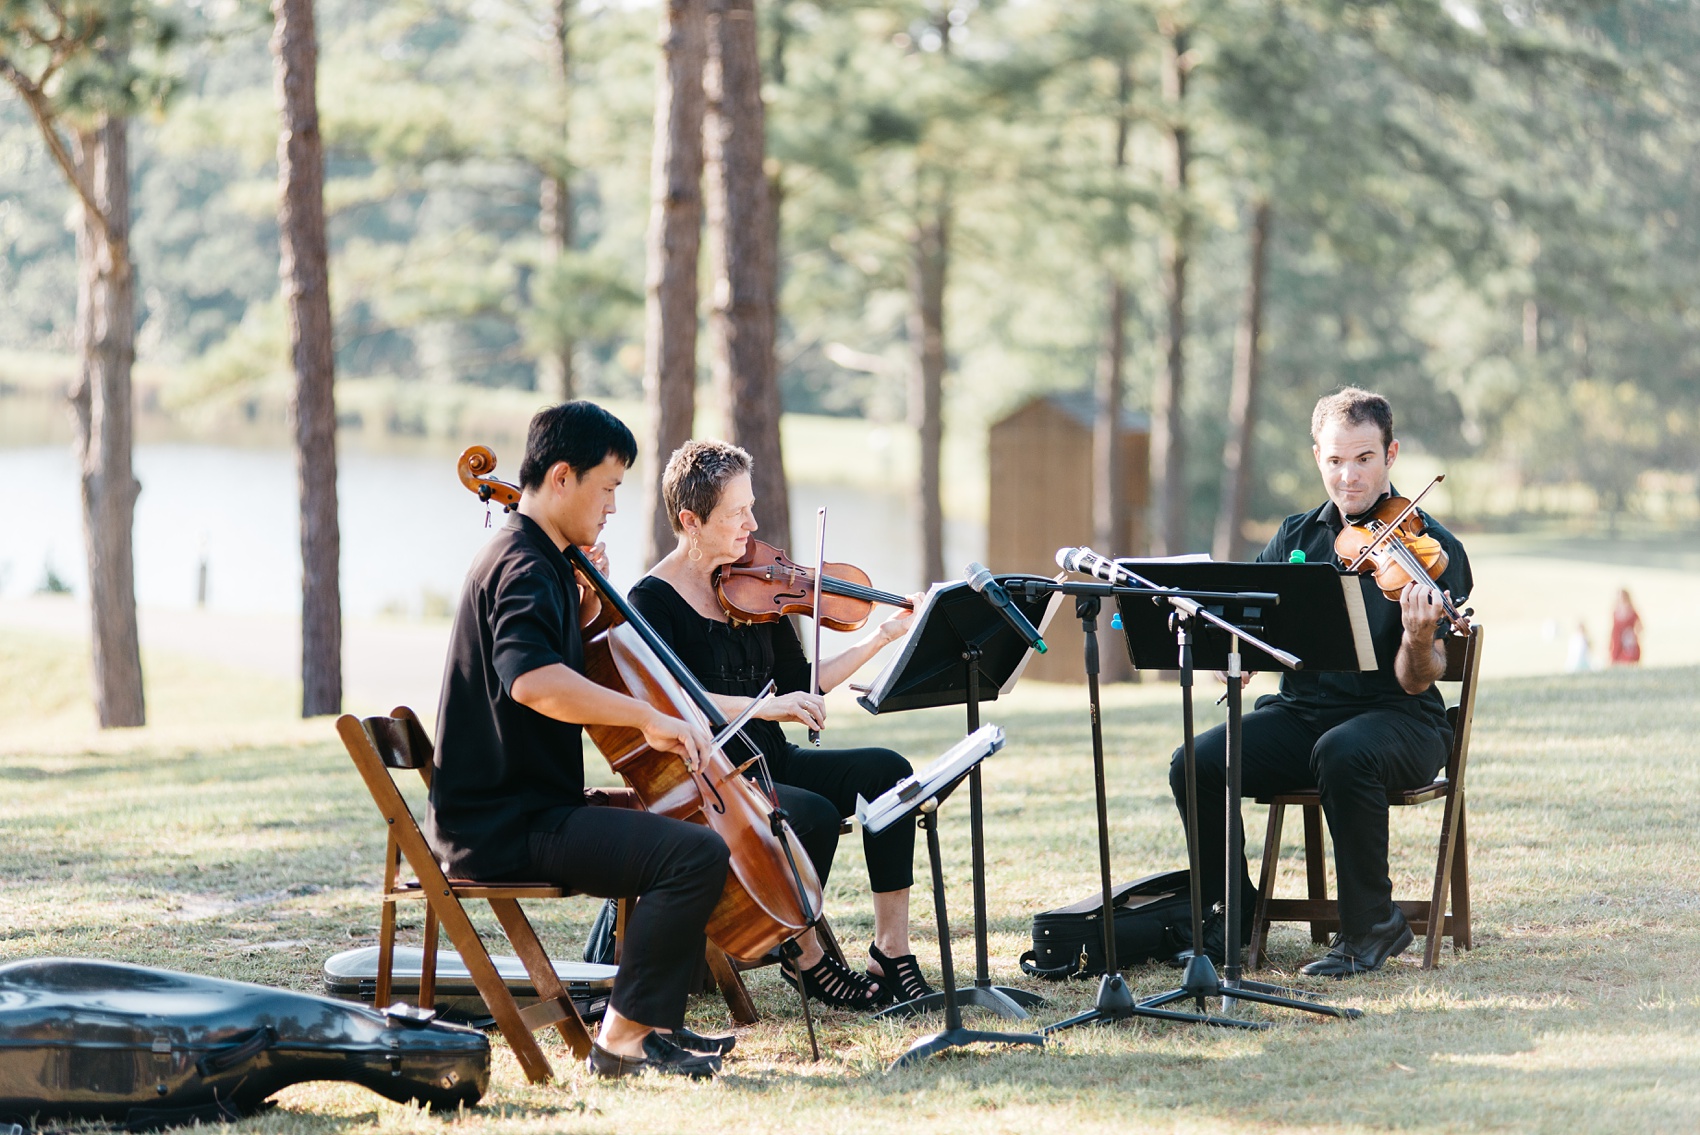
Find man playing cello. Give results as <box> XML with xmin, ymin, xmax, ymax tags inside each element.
<box><xmin>1168</xmin><ymin>387</ymin><xmax>1472</xmax><ymax>977</ymax></box>
<box><xmin>425</xmin><ymin>401</ymin><xmax>733</xmax><ymax>1078</ymax></box>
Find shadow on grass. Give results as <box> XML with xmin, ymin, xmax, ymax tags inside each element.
<box><xmin>0</xmin><ymin>761</ymin><xmax>125</xmax><ymax>781</ymax></box>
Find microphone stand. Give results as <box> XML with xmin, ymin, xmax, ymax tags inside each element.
<box><xmin>1053</xmin><ymin>558</ymin><xmax>1360</xmax><ymax>1025</ymax></box>
<box><xmin>1028</xmin><ymin>581</ymin><xmax>1264</xmax><ymax>1034</ymax></box>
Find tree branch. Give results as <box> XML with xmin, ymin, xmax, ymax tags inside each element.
<box><xmin>0</xmin><ymin>56</ymin><xmax>107</xmax><ymax>242</ymax></box>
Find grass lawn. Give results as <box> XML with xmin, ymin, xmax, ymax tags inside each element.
<box><xmin>2</xmin><ymin>630</ymin><xmax>1698</xmax><ymax>1133</ymax></box>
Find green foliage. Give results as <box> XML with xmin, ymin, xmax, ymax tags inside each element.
<box><xmin>0</xmin><ymin>0</ymin><xmax>180</xmax><ymax>122</ymax></box>
<box><xmin>3</xmin><ymin>0</ymin><xmax>1698</xmax><ymax>536</ymax></box>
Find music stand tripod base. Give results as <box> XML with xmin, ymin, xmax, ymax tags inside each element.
<box><xmin>876</xmin><ymin>982</ymin><xmax>1042</xmax><ymax>1021</ymax></box>
<box><xmin>890</xmin><ymin>1024</ymin><xmax>1045</xmax><ymax>1070</ymax></box>
<box><xmin>1031</xmin><ymin>586</ymin><xmax>1264</xmax><ymax>1036</ymax></box>
<box><xmin>857</xmin><ymin>731</ymin><xmax>1045</xmax><ymax>1072</ymax></box>
<box><xmin>1102</xmin><ymin>559</ymin><xmax>1364</xmax><ymax>1025</ymax></box>
<box><xmin>1137</xmin><ymin>960</ymin><xmax>1363</xmax><ymax>1021</ymax></box>
<box><xmin>859</xmin><ymin>593</ymin><xmax>1056</xmax><ymax>1023</ymax></box>
<box><xmin>884</xmin><ymin>806</ymin><xmax>1044</xmax><ymax>1071</ymax></box>
<box><xmin>872</xmin><ymin>762</ymin><xmax>1044</xmax><ymax>1023</ymax></box>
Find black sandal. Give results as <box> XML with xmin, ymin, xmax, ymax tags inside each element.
<box><xmin>780</xmin><ymin>951</ymin><xmax>886</xmax><ymax>1010</ymax></box>
<box><xmin>869</xmin><ymin>944</ymin><xmax>936</xmax><ymax>1004</ymax></box>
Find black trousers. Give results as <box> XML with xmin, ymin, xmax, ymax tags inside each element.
<box><xmin>765</xmin><ymin>743</ymin><xmax>915</xmax><ymax>895</ymax></box>
<box><xmin>1168</xmin><ymin>701</ymin><xmax>1449</xmax><ymax>939</ymax></box>
<box><xmin>520</xmin><ymin>806</ymin><xmax>729</xmax><ymax>1030</ymax></box>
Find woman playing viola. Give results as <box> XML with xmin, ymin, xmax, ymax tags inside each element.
<box><xmin>629</xmin><ymin>440</ymin><xmax>933</xmax><ymax>1010</ymax></box>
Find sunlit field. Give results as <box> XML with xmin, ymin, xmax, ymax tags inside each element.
<box><xmin>3</xmin><ymin>629</ymin><xmax>1698</xmax><ymax>1133</ymax></box>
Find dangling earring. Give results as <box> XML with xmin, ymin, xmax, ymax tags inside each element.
<box><xmin>688</xmin><ymin>534</ymin><xmax>703</xmax><ymax>562</ymax></box>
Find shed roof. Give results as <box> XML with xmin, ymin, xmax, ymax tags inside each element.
<box><xmin>994</xmin><ymin>391</ymin><xmax>1150</xmax><ymax>433</ymax></box>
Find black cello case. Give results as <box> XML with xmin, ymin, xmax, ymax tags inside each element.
<box><xmin>0</xmin><ymin>958</ymin><xmax>489</xmax><ymax>1131</ymax></box>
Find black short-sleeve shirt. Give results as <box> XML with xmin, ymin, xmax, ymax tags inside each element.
<box><xmin>627</xmin><ymin>575</ymin><xmax>812</xmax><ymax>762</ymax></box>
<box><xmin>1255</xmin><ymin>490</ymin><xmax>1473</xmax><ymax>732</ymax></box>
<box><xmin>424</xmin><ymin>513</ymin><xmax>587</xmax><ymax>879</ymax></box>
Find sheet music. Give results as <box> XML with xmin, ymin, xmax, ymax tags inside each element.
<box><xmin>1339</xmin><ymin>575</ymin><xmax>1377</xmax><ymax>670</ymax></box>
<box><xmin>861</xmin><ymin>580</ymin><xmax>952</xmax><ymax>706</ymax></box>
<box><xmin>1115</xmin><ymin>553</ymin><xmax>1215</xmax><ymax>565</ymax></box>
<box><xmin>997</xmin><ymin>584</ymin><xmax>1066</xmax><ymax>693</ymax></box>
<box><xmin>859</xmin><ymin>580</ymin><xmax>1065</xmax><ymax>704</ymax></box>
<box><xmin>856</xmin><ymin>724</ymin><xmax>1005</xmax><ymax>834</ymax></box>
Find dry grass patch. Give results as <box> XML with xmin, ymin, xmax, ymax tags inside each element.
<box><xmin>3</xmin><ymin>633</ymin><xmax>1698</xmax><ymax>1133</ymax></box>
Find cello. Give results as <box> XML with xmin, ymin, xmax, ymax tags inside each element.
<box><xmin>455</xmin><ymin>445</ymin><xmax>822</xmax><ymax>966</ymax></box>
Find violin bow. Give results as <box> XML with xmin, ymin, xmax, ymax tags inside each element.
<box><xmin>1342</xmin><ymin>474</ymin><xmax>1446</xmax><ymax>572</ymax></box>
<box><xmin>808</xmin><ymin>507</ymin><xmax>826</xmax><ymax>746</ymax></box>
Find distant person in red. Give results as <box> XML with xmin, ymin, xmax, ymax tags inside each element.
<box><xmin>1609</xmin><ymin>589</ymin><xmax>1642</xmax><ymax>665</ymax></box>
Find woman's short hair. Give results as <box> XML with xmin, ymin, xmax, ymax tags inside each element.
<box><xmin>661</xmin><ymin>440</ymin><xmax>753</xmax><ymax>533</ymax></box>
<box><xmin>1311</xmin><ymin>387</ymin><xmax>1394</xmax><ymax>452</ymax></box>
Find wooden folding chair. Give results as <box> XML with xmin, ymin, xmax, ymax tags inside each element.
<box><xmin>338</xmin><ymin>708</ymin><xmax>601</xmax><ymax>1083</ymax></box>
<box><xmin>1247</xmin><ymin>624</ymin><xmax>1483</xmax><ymax>971</ymax></box>
<box><xmin>341</xmin><ymin>707</ymin><xmax>762</xmax><ymax>1075</ymax></box>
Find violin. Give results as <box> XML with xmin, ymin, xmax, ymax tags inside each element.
<box><xmin>455</xmin><ymin>445</ymin><xmax>823</xmax><ymax>965</ymax></box>
<box><xmin>715</xmin><ymin>537</ymin><xmax>913</xmax><ymax>632</ymax></box>
<box><xmin>1333</xmin><ymin>475</ymin><xmax>1471</xmax><ymax>635</ymax></box>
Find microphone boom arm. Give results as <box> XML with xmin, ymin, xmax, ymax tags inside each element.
<box><xmin>1051</xmin><ymin>548</ymin><xmax>1303</xmax><ymax>672</ymax></box>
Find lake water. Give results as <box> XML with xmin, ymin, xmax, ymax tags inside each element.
<box><xmin>0</xmin><ymin>444</ymin><xmax>983</xmax><ymax>628</ymax></box>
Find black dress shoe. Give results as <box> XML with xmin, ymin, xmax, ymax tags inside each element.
<box><xmin>668</xmin><ymin>1025</ymin><xmax>736</xmax><ymax>1055</ymax></box>
<box><xmin>586</xmin><ymin>1031</ymin><xmax>722</xmax><ymax>1079</ymax></box>
<box><xmin>1299</xmin><ymin>906</ymin><xmax>1413</xmax><ymax>978</ymax></box>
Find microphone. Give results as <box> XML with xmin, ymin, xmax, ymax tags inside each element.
<box><xmin>964</xmin><ymin>562</ymin><xmax>1047</xmax><ymax>654</ymax></box>
<box><xmin>1055</xmin><ymin>546</ymin><xmax>1127</xmax><ymax>583</ymax></box>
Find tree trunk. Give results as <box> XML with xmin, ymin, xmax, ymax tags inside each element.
<box><xmin>70</xmin><ymin>120</ymin><xmax>145</xmax><ymax>729</ymax></box>
<box><xmin>1093</xmin><ymin>279</ymin><xmax>1128</xmax><ymax>557</ymax></box>
<box><xmin>1094</xmin><ymin>278</ymin><xmax>1130</xmax><ymax>682</ymax></box>
<box><xmin>704</xmin><ymin>0</ymin><xmax>790</xmax><ymax>549</ymax></box>
<box><xmin>911</xmin><ymin>194</ymin><xmax>949</xmax><ymax>589</ymax></box>
<box><xmin>1214</xmin><ymin>198</ymin><xmax>1271</xmax><ymax>563</ymax></box>
<box><xmin>273</xmin><ymin>0</ymin><xmax>342</xmax><ymax>717</ymax></box>
<box><xmin>640</xmin><ymin>0</ymin><xmax>707</xmax><ymax>567</ymax></box>
<box><xmin>538</xmin><ymin>0</ymin><xmax>574</xmax><ymax>401</ymax></box>
<box><xmin>1095</xmin><ymin>54</ymin><xmax>1134</xmax><ymax>681</ymax></box>
<box><xmin>1149</xmin><ymin>24</ymin><xmax>1190</xmax><ymax>556</ymax></box>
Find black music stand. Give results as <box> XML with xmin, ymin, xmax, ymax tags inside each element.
<box><xmin>859</xmin><ymin>726</ymin><xmax>1045</xmax><ymax>1070</ymax></box>
<box><xmin>1111</xmin><ymin>560</ymin><xmax>1370</xmax><ymax>1022</ymax></box>
<box><xmin>857</xmin><ymin>578</ymin><xmax>1058</xmax><ymax>1020</ymax></box>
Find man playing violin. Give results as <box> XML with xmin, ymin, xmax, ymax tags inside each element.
<box><xmin>1168</xmin><ymin>387</ymin><xmax>1472</xmax><ymax>977</ymax></box>
<box><xmin>426</xmin><ymin>401</ymin><xmax>735</xmax><ymax>1078</ymax></box>
<box><xmin>629</xmin><ymin>440</ymin><xmax>933</xmax><ymax>1011</ymax></box>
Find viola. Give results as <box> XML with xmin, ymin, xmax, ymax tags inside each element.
<box><xmin>1333</xmin><ymin>475</ymin><xmax>1471</xmax><ymax>635</ymax></box>
<box><xmin>715</xmin><ymin>537</ymin><xmax>913</xmax><ymax>632</ymax></box>
<box><xmin>455</xmin><ymin>445</ymin><xmax>822</xmax><ymax>965</ymax></box>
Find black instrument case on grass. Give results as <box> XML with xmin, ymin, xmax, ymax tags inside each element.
<box><xmin>1020</xmin><ymin>869</ymin><xmax>1194</xmax><ymax>979</ymax></box>
<box><xmin>0</xmin><ymin>958</ymin><xmax>489</xmax><ymax>1131</ymax></box>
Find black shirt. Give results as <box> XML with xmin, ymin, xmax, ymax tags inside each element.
<box><xmin>425</xmin><ymin>513</ymin><xmax>587</xmax><ymax>879</ymax></box>
<box><xmin>627</xmin><ymin>575</ymin><xmax>812</xmax><ymax>762</ymax></box>
<box><xmin>1255</xmin><ymin>492</ymin><xmax>1472</xmax><ymax>732</ymax></box>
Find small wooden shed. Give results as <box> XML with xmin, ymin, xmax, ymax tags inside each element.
<box><xmin>987</xmin><ymin>393</ymin><xmax>1150</xmax><ymax>684</ymax></box>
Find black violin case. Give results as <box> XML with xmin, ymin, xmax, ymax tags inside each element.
<box><xmin>0</xmin><ymin>958</ymin><xmax>489</xmax><ymax>1131</ymax></box>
